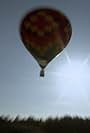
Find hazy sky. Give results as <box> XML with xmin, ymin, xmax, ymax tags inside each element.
<box><xmin>0</xmin><ymin>0</ymin><xmax>90</xmax><ymax>118</ymax></box>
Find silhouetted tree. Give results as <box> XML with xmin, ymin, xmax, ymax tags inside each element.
<box><xmin>0</xmin><ymin>115</ymin><xmax>90</xmax><ymax>133</ymax></box>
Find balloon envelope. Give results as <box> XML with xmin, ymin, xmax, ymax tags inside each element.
<box><xmin>20</xmin><ymin>8</ymin><xmax>72</xmax><ymax>76</ymax></box>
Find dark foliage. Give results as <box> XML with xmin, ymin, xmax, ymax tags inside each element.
<box><xmin>0</xmin><ymin>115</ymin><xmax>90</xmax><ymax>133</ymax></box>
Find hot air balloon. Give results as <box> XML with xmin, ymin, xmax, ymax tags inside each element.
<box><xmin>20</xmin><ymin>7</ymin><xmax>72</xmax><ymax>77</ymax></box>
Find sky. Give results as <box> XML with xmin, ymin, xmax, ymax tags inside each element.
<box><xmin>0</xmin><ymin>0</ymin><xmax>90</xmax><ymax>119</ymax></box>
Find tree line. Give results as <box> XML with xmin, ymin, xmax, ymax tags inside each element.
<box><xmin>0</xmin><ymin>115</ymin><xmax>90</xmax><ymax>133</ymax></box>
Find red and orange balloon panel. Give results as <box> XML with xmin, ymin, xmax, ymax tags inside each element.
<box><xmin>20</xmin><ymin>8</ymin><xmax>72</xmax><ymax>77</ymax></box>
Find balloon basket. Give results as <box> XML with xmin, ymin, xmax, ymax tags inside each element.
<box><xmin>40</xmin><ymin>69</ymin><xmax>44</xmax><ymax>77</ymax></box>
